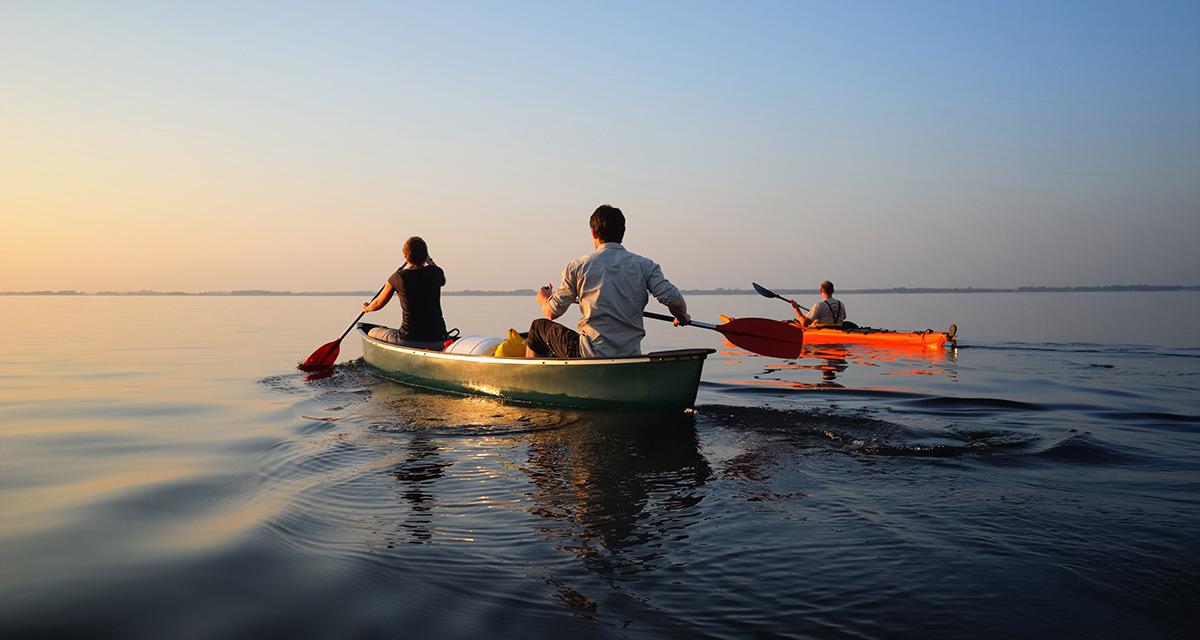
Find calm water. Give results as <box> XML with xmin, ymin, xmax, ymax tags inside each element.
<box><xmin>2</xmin><ymin>293</ymin><xmax>1198</xmax><ymax>638</ymax></box>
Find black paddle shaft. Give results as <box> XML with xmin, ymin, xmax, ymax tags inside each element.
<box><xmin>337</xmin><ymin>287</ymin><xmax>384</xmax><ymax>342</ymax></box>
<box><xmin>643</xmin><ymin>311</ymin><xmax>717</xmax><ymax>331</ymax></box>
<box><xmin>753</xmin><ymin>282</ymin><xmax>808</xmax><ymax>312</ymax></box>
<box><xmin>339</xmin><ymin>262</ymin><xmax>408</xmax><ymax>342</ymax></box>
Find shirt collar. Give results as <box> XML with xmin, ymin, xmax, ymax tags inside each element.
<box><xmin>598</xmin><ymin>242</ymin><xmax>626</xmax><ymax>252</ymax></box>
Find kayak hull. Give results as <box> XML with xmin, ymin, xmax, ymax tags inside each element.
<box><xmin>359</xmin><ymin>324</ymin><xmax>714</xmax><ymax>411</ymax></box>
<box><xmin>800</xmin><ymin>326</ymin><xmax>951</xmax><ymax>349</ymax></box>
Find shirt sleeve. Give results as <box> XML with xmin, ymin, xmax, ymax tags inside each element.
<box><xmin>645</xmin><ymin>260</ymin><xmax>681</xmax><ymax>306</ymax></box>
<box><xmin>805</xmin><ymin>303</ymin><xmax>821</xmax><ymax>322</ymax></box>
<box><xmin>546</xmin><ymin>261</ymin><xmax>579</xmax><ymax>316</ymax></box>
<box><xmin>387</xmin><ymin>270</ymin><xmax>405</xmax><ymax>292</ymax></box>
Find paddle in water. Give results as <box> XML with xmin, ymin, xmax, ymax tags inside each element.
<box><xmin>299</xmin><ymin>295</ymin><xmax>379</xmax><ymax>370</ymax></box>
<box><xmin>298</xmin><ymin>316</ymin><xmax>364</xmax><ymax>371</ymax></box>
<box><xmin>299</xmin><ymin>276</ymin><xmax>397</xmax><ymax>371</ymax></box>
<box><xmin>643</xmin><ymin>312</ymin><xmax>805</xmax><ymax>359</ymax></box>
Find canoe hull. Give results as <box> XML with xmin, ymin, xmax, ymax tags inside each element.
<box><xmin>359</xmin><ymin>325</ymin><xmax>714</xmax><ymax>411</ymax></box>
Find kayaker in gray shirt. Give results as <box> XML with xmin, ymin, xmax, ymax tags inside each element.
<box><xmin>791</xmin><ymin>280</ymin><xmax>847</xmax><ymax>328</ymax></box>
<box><xmin>525</xmin><ymin>205</ymin><xmax>691</xmax><ymax>358</ymax></box>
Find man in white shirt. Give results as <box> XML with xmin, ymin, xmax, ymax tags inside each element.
<box><xmin>791</xmin><ymin>280</ymin><xmax>847</xmax><ymax>327</ymax></box>
<box><xmin>526</xmin><ymin>205</ymin><xmax>691</xmax><ymax>358</ymax></box>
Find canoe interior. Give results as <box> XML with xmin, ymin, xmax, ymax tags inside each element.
<box><xmin>358</xmin><ymin>324</ymin><xmax>715</xmax><ymax>411</ymax></box>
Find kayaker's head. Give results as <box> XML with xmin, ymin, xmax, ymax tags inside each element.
<box><xmin>820</xmin><ymin>280</ymin><xmax>835</xmax><ymax>298</ymax></box>
<box><xmin>590</xmin><ymin>205</ymin><xmax>625</xmax><ymax>248</ymax></box>
<box><xmin>403</xmin><ymin>236</ymin><xmax>430</xmax><ymax>266</ymax></box>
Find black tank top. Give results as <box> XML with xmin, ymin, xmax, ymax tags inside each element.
<box><xmin>387</xmin><ymin>266</ymin><xmax>448</xmax><ymax>341</ymax></box>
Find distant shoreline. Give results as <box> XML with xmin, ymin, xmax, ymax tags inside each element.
<box><xmin>4</xmin><ymin>285</ymin><xmax>1198</xmax><ymax>297</ymax></box>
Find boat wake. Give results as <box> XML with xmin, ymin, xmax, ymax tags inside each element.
<box><xmin>698</xmin><ymin>404</ymin><xmax>1044</xmax><ymax>459</ymax></box>
<box><xmin>260</xmin><ymin>359</ymin><xmax>582</xmax><ymax>437</ymax></box>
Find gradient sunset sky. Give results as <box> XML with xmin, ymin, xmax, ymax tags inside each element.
<box><xmin>3</xmin><ymin>1</ymin><xmax>1198</xmax><ymax>292</ymax></box>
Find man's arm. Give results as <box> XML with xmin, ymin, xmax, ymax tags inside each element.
<box><xmin>790</xmin><ymin>300</ymin><xmax>811</xmax><ymax>327</ymax></box>
<box><xmin>667</xmin><ymin>294</ymin><xmax>690</xmax><ymax>326</ymax></box>
<box><xmin>536</xmin><ymin>263</ymin><xmax>578</xmax><ymax>320</ymax></box>
<box><xmin>645</xmin><ymin>260</ymin><xmax>690</xmax><ymax>326</ymax></box>
<box><xmin>536</xmin><ymin>283</ymin><xmax>564</xmax><ymax>320</ymax></box>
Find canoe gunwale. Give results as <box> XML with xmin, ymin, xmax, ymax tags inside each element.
<box><xmin>358</xmin><ymin>324</ymin><xmax>716</xmax><ymax>366</ymax></box>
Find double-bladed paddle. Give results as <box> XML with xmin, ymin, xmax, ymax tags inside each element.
<box><xmin>752</xmin><ymin>282</ymin><xmax>808</xmax><ymax>313</ymax></box>
<box><xmin>299</xmin><ymin>264</ymin><xmax>405</xmax><ymax>371</ymax></box>
<box><xmin>643</xmin><ymin>311</ymin><xmax>805</xmax><ymax>359</ymax></box>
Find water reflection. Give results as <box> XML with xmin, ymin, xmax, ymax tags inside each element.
<box><xmin>721</xmin><ymin>340</ymin><xmax>957</xmax><ymax>389</ymax></box>
<box><xmin>773</xmin><ymin>345</ymin><xmax>851</xmax><ymax>386</ymax></box>
<box><xmin>520</xmin><ymin>414</ymin><xmax>712</xmax><ymax>577</ymax></box>
<box><xmin>389</xmin><ymin>435</ymin><xmax>452</xmax><ymax>543</ymax></box>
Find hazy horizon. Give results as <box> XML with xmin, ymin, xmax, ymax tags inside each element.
<box><xmin>5</xmin><ymin>283</ymin><xmax>1198</xmax><ymax>297</ymax></box>
<box><xmin>3</xmin><ymin>2</ymin><xmax>1198</xmax><ymax>292</ymax></box>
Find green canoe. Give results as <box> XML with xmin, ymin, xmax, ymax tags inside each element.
<box><xmin>359</xmin><ymin>324</ymin><xmax>714</xmax><ymax>411</ymax></box>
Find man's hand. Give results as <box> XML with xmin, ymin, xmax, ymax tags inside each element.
<box><xmin>361</xmin><ymin>301</ymin><xmax>374</xmax><ymax>313</ymax></box>
<box><xmin>536</xmin><ymin>283</ymin><xmax>562</xmax><ymax>320</ymax></box>
<box><xmin>667</xmin><ymin>294</ymin><xmax>690</xmax><ymax>328</ymax></box>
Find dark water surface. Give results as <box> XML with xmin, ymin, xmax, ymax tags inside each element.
<box><xmin>2</xmin><ymin>293</ymin><xmax>1198</xmax><ymax>638</ymax></box>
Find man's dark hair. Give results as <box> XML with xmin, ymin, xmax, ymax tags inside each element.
<box><xmin>590</xmin><ymin>205</ymin><xmax>626</xmax><ymax>243</ymax></box>
<box><xmin>403</xmin><ymin>236</ymin><xmax>429</xmax><ymax>265</ymax></box>
<box><xmin>820</xmin><ymin>280</ymin><xmax>835</xmax><ymax>296</ymax></box>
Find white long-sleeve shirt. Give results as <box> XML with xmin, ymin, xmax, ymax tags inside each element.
<box><xmin>546</xmin><ymin>243</ymin><xmax>681</xmax><ymax>357</ymax></box>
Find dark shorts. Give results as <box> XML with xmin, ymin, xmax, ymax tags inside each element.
<box><xmin>526</xmin><ymin>319</ymin><xmax>580</xmax><ymax>358</ymax></box>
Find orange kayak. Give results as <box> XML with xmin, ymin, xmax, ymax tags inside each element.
<box><xmin>801</xmin><ymin>325</ymin><xmax>953</xmax><ymax>349</ymax></box>
<box><xmin>721</xmin><ymin>315</ymin><xmax>956</xmax><ymax>350</ymax></box>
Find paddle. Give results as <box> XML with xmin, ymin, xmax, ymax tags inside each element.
<box><xmin>299</xmin><ymin>265</ymin><xmax>404</xmax><ymax>371</ymax></box>
<box><xmin>643</xmin><ymin>312</ymin><xmax>805</xmax><ymax>359</ymax></box>
<box><xmin>752</xmin><ymin>282</ymin><xmax>807</xmax><ymax>313</ymax></box>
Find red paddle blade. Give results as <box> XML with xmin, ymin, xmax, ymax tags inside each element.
<box><xmin>299</xmin><ymin>340</ymin><xmax>341</xmax><ymax>371</ymax></box>
<box><xmin>716</xmin><ymin>317</ymin><xmax>805</xmax><ymax>359</ymax></box>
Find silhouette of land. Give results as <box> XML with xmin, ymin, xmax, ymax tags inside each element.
<box><xmin>4</xmin><ymin>285</ymin><xmax>1197</xmax><ymax>296</ymax></box>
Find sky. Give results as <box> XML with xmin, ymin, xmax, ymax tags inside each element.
<box><xmin>2</xmin><ymin>1</ymin><xmax>1198</xmax><ymax>292</ymax></box>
